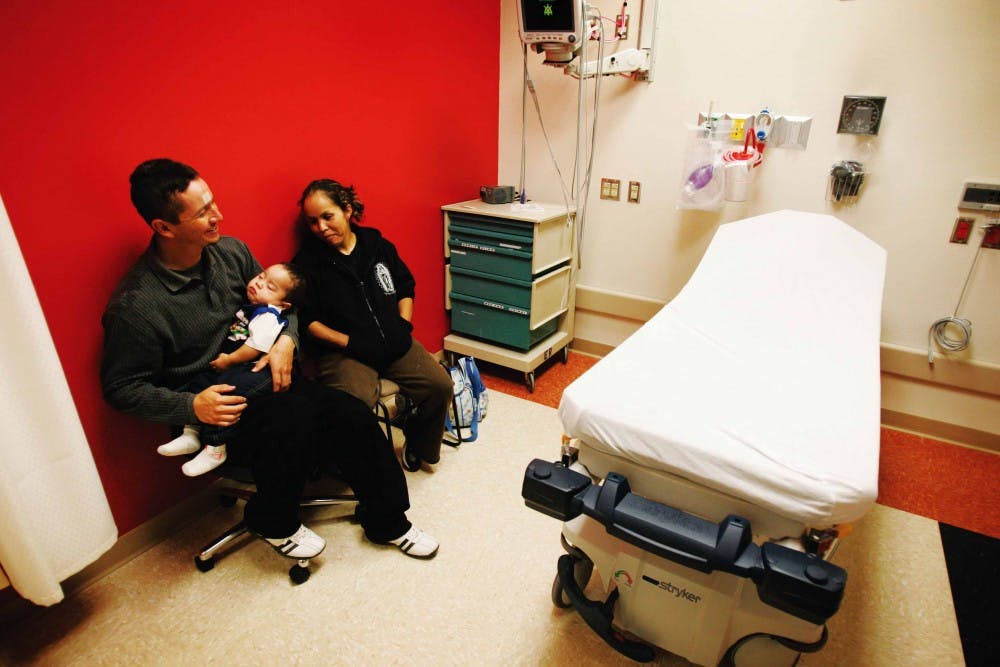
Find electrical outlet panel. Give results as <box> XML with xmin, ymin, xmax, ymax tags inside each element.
<box><xmin>983</xmin><ymin>223</ymin><xmax>1000</xmax><ymax>249</ymax></box>
<box><xmin>950</xmin><ymin>217</ymin><xmax>974</xmax><ymax>244</ymax></box>
<box><xmin>628</xmin><ymin>181</ymin><xmax>641</xmax><ymax>203</ymax></box>
<box><xmin>616</xmin><ymin>13</ymin><xmax>629</xmax><ymax>40</ymax></box>
<box><xmin>600</xmin><ymin>178</ymin><xmax>620</xmax><ymax>200</ymax></box>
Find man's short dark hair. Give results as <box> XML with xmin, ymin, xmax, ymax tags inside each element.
<box><xmin>129</xmin><ymin>158</ymin><xmax>199</xmax><ymax>225</ymax></box>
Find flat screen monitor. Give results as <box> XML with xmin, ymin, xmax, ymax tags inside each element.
<box><xmin>518</xmin><ymin>0</ymin><xmax>583</xmax><ymax>48</ymax></box>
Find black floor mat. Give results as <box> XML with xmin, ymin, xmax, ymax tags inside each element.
<box><xmin>939</xmin><ymin>523</ymin><xmax>1000</xmax><ymax>667</ymax></box>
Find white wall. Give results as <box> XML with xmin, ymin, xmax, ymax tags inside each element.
<box><xmin>499</xmin><ymin>0</ymin><xmax>1000</xmax><ymax>360</ymax></box>
<box><xmin>498</xmin><ymin>0</ymin><xmax>1000</xmax><ymax>444</ymax></box>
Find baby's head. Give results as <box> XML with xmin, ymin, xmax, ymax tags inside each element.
<box><xmin>246</xmin><ymin>263</ymin><xmax>305</xmax><ymax>309</ymax></box>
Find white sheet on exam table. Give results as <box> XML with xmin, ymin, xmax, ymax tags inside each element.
<box><xmin>559</xmin><ymin>210</ymin><xmax>887</xmax><ymax>528</ymax></box>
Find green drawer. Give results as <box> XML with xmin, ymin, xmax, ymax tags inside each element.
<box><xmin>450</xmin><ymin>266</ymin><xmax>532</xmax><ymax>307</ymax></box>
<box><xmin>448</xmin><ymin>237</ymin><xmax>533</xmax><ymax>281</ymax></box>
<box><xmin>449</xmin><ymin>291</ymin><xmax>559</xmax><ymax>350</ymax></box>
<box><xmin>446</xmin><ymin>212</ymin><xmax>534</xmax><ymax>242</ymax></box>
<box><xmin>449</xmin><ymin>264</ymin><xmax>570</xmax><ymax>328</ymax></box>
<box><xmin>448</xmin><ymin>222</ymin><xmax>533</xmax><ymax>254</ymax></box>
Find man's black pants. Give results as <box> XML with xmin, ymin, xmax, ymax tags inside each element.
<box><xmin>230</xmin><ymin>378</ymin><xmax>410</xmax><ymax>543</ymax></box>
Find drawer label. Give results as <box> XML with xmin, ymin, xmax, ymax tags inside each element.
<box><xmin>483</xmin><ymin>299</ymin><xmax>529</xmax><ymax>315</ymax></box>
<box><xmin>460</xmin><ymin>241</ymin><xmax>495</xmax><ymax>253</ymax></box>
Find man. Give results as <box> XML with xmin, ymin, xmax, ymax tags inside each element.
<box><xmin>101</xmin><ymin>158</ymin><xmax>438</xmax><ymax>560</ymax></box>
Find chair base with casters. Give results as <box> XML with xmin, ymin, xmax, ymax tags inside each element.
<box><xmin>194</xmin><ymin>473</ymin><xmax>356</xmax><ymax>585</ymax></box>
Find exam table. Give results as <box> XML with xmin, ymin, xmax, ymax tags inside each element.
<box><xmin>523</xmin><ymin>210</ymin><xmax>887</xmax><ymax>665</ymax></box>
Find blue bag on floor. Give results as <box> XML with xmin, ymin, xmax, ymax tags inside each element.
<box><xmin>442</xmin><ymin>356</ymin><xmax>487</xmax><ymax>445</ymax></box>
<box><xmin>458</xmin><ymin>355</ymin><xmax>488</xmax><ymax>421</ymax></box>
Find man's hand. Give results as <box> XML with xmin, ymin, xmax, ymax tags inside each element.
<box><xmin>209</xmin><ymin>352</ymin><xmax>233</xmax><ymax>372</ymax></box>
<box><xmin>193</xmin><ymin>384</ymin><xmax>247</xmax><ymax>426</ymax></box>
<box><xmin>253</xmin><ymin>334</ymin><xmax>294</xmax><ymax>392</ymax></box>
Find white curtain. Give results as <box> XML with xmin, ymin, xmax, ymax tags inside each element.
<box><xmin>0</xmin><ymin>194</ymin><xmax>117</xmax><ymax>605</ymax></box>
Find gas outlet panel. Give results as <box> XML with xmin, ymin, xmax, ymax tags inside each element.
<box><xmin>958</xmin><ymin>182</ymin><xmax>1000</xmax><ymax>211</ymax></box>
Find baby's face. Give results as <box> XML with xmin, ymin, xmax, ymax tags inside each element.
<box><xmin>246</xmin><ymin>265</ymin><xmax>293</xmax><ymax>306</ymax></box>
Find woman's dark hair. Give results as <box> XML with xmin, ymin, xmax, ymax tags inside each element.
<box><xmin>298</xmin><ymin>179</ymin><xmax>365</xmax><ymax>223</ymax></box>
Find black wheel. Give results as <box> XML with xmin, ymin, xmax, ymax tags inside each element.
<box><xmin>194</xmin><ymin>555</ymin><xmax>215</xmax><ymax>572</ymax></box>
<box><xmin>219</xmin><ymin>494</ymin><xmax>238</xmax><ymax>508</ymax></box>
<box><xmin>289</xmin><ymin>564</ymin><xmax>310</xmax><ymax>585</ymax></box>
<box><xmin>550</xmin><ymin>555</ymin><xmax>593</xmax><ymax>608</ymax></box>
<box><xmin>525</xmin><ymin>372</ymin><xmax>536</xmax><ymax>393</ymax></box>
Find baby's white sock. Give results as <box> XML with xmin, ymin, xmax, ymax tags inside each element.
<box><xmin>181</xmin><ymin>444</ymin><xmax>227</xmax><ymax>477</ymax></box>
<box><xmin>157</xmin><ymin>425</ymin><xmax>201</xmax><ymax>456</ymax></box>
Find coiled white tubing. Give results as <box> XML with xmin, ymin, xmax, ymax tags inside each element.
<box><xmin>928</xmin><ymin>317</ymin><xmax>972</xmax><ymax>364</ymax></box>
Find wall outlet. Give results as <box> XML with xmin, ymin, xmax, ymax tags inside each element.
<box><xmin>616</xmin><ymin>13</ymin><xmax>629</xmax><ymax>40</ymax></box>
<box><xmin>983</xmin><ymin>223</ymin><xmax>1000</xmax><ymax>249</ymax></box>
<box><xmin>628</xmin><ymin>181</ymin><xmax>641</xmax><ymax>203</ymax></box>
<box><xmin>950</xmin><ymin>217</ymin><xmax>974</xmax><ymax>244</ymax></box>
<box><xmin>600</xmin><ymin>178</ymin><xmax>620</xmax><ymax>200</ymax></box>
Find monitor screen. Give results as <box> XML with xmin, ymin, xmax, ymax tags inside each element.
<box><xmin>521</xmin><ymin>0</ymin><xmax>577</xmax><ymax>33</ymax></box>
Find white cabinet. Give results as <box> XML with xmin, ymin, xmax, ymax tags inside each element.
<box><xmin>442</xmin><ymin>199</ymin><xmax>576</xmax><ymax>392</ymax></box>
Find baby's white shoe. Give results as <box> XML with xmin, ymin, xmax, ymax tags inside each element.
<box><xmin>157</xmin><ymin>425</ymin><xmax>201</xmax><ymax>456</ymax></box>
<box><xmin>181</xmin><ymin>444</ymin><xmax>227</xmax><ymax>477</ymax></box>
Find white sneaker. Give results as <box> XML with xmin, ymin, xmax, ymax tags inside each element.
<box><xmin>157</xmin><ymin>425</ymin><xmax>201</xmax><ymax>456</ymax></box>
<box><xmin>263</xmin><ymin>524</ymin><xmax>326</xmax><ymax>559</ymax></box>
<box><xmin>181</xmin><ymin>444</ymin><xmax>227</xmax><ymax>477</ymax></box>
<box><xmin>389</xmin><ymin>527</ymin><xmax>439</xmax><ymax>559</ymax></box>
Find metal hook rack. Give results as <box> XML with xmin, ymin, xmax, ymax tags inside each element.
<box><xmin>828</xmin><ymin>161</ymin><xmax>867</xmax><ymax>205</ymax></box>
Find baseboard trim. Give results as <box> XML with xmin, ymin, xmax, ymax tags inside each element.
<box><xmin>881</xmin><ymin>409</ymin><xmax>1000</xmax><ymax>454</ymax></box>
<box><xmin>881</xmin><ymin>343</ymin><xmax>1000</xmax><ymax>398</ymax></box>
<box><xmin>575</xmin><ymin>284</ymin><xmax>665</xmax><ymax>322</ymax></box>
<box><xmin>568</xmin><ymin>338</ymin><xmax>613</xmax><ymax>358</ymax></box>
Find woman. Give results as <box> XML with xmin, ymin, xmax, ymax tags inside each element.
<box><xmin>293</xmin><ymin>179</ymin><xmax>452</xmax><ymax>471</ymax></box>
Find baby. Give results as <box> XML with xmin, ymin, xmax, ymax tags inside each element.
<box><xmin>157</xmin><ymin>263</ymin><xmax>304</xmax><ymax>476</ymax></box>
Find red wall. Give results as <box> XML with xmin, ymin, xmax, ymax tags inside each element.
<box><xmin>0</xmin><ymin>1</ymin><xmax>499</xmax><ymax>533</ymax></box>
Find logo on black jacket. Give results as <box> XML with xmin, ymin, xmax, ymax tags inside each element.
<box><xmin>374</xmin><ymin>262</ymin><xmax>396</xmax><ymax>295</ymax></box>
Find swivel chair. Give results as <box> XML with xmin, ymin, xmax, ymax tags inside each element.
<box><xmin>194</xmin><ymin>465</ymin><xmax>356</xmax><ymax>585</ymax></box>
